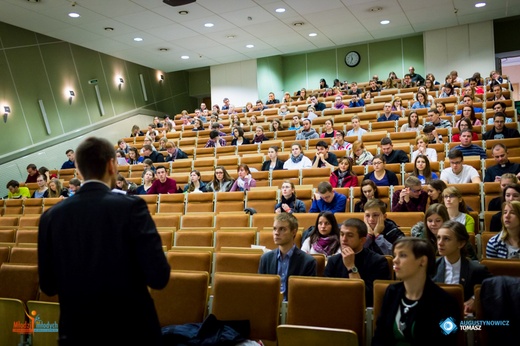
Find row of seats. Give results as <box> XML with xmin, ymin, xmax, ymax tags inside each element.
<box><xmin>2</xmin><ymin>260</ymin><xmax>518</xmax><ymax>346</ymax></box>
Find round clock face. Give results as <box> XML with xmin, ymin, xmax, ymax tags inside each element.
<box><xmin>345</xmin><ymin>51</ymin><xmax>360</xmax><ymax>67</ymax></box>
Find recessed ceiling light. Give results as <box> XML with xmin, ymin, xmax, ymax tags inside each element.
<box><xmin>309</xmin><ymin>33</ymin><xmax>317</xmax><ymax>37</ymax></box>
<box><xmin>368</xmin><ymin>6</ymin><xmax>383</xmax><ymax>12</ymax></box>
<box><xmin>293</xmin><ymin>22</ymin><xmax>304</xmax><ymax>26</ymax></box>
<box><xmin>226</xmin><ymin>35</ymin><xmax>236</xmax><ymax>39</ymax></box>
<box><xmin>380</xmin><ymin>20</ymin><xmax>390</xmax><ymax>25</ymax></box>
<box><xmin>68</xmin><ymin>12</ymin><xmax>80</xmax><ymax>18</ymax></box>
<box><xmin>204</xmin><ymin>23</ymin><xmax>214</xmax><ymax>28</ymax></box>
<box><xmin>181</xmin><ymin>56</ymin><xmax>190</xmax><ymax>59</ymax></box>
<box><xmin>133</xmin><ymin>37</ymin><xmax>143</xmax><ymax>42</ymax></box>
<box><xmin>246</xmin><ymin>44</ymin><xmax>254</xmax><ymax>48</ymax></box>
<box><xmin>159</xmin><ymin>48</ymin><xmax>169</xmax><ymax>52</ymax></box>
<box><xmin>475</xmin><ymin>2</ymin><xmax>486</xmax><ymax>8</ymax></box>
<box><xmin>275</xmin><ymin>8</ymin><xmax>286</xmax><ymax>13</ymax></box>
<box><xmin>104</xmin><ymin>27</ymin><xmax>114</xmax><ymax>31</ymax></box>
<box><xmin>178</xmin><ymin>10</ymin><xmax>189</xmax><ymax>15</ymax></box>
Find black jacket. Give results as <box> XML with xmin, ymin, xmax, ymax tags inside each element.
<box><xmin>372</xmin><ymin>279</ymin><xmax>461</xmax><ymax>346</ymax></box>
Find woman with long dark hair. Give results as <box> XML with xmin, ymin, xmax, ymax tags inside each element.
<box><xmin>301</xmin><ymin>211</ymin><xmax>341</xmax><ymax>257</ymax></box>
<box><xmin>354</xmin><ymin>180</ymin><xmax>379</xmax><ymax>212</ymax></box>
<box><xmin>206</xmin><ymin>166</ymin><xmax>235</xmax><ymax>192</ymax></box>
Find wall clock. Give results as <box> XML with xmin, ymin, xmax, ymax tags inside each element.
<box><xmin>345</xmin><ymin>51</ymin><xmax>360</xmax><ymax>67</ymax></box>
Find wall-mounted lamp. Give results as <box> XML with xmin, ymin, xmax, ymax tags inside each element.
<box><xmin>159</xmin><ymin>74</ymin><xmax>165</xmax><ymax>82</ymax></box>
<box><xmin>69</xmin><ymin>90</ymin><xmax>75</xmax><ymax>97</ymax></box>
<box><xmin>3</xmin><ymin>106</ymin><xmax>10</xmax><ymax>123</ymax></box>
<box><xmin>119</xmin><ymin>77</ymin><xmax>124</xmax><ymax>84</ymax></box>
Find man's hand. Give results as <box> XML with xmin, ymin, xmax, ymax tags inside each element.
<box><xmin>341</xmin><ymin>246</ymin><xmax>355</xmax><ymax>270</ymax></box>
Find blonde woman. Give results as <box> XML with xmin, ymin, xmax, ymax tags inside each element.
<box><xmin>351</xmin><ymin>140</ymin><xmax>373</xmax><ymax>166</ymax></box>
<box><xmin>486</xmin><ymin>200</ymin><xmax>520</xmax><ymax>259</ymax></box>
<box><xmin>441</xmin><ymin>186</ymin><xmax>474</xmax><ymax>234</ymax></box>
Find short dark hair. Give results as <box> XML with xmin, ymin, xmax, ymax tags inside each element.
<box><xmin>155</xmin><ymin>165</ymin><xmax>167</xmax><ymax>172</ymax></box>
<box><xmin>317</xmin><ymin>181</ymin><xmax>333</xmax><ymax>194</ymax></box>
<box><xmin>75</xmin><ymin>137</ymin><xmax>115</xmax><ymax>180</ymax></box>
<box><xmin>210</xmin><ymin>130</ymin><xmax>219</xmax><ymax>139</ymax></box>
<box><xmin>69</xmin><ymin>178</ymin><xmax>81</xmax><ymax>187</ymax></box>
<box><xmin>393</xmin><ymin>237</ymin><xmax>436</xmax><ymax>276</ymax></box>
<box><xmin>447</xmin><ymin>149</ymin><xmax>463</xmax><ymax>160</ymax></box>
<box><xmin>423</xmin><ymin>124</ymin><xmax>435</xmax><ymax>134</ymax></box>
<box><xmin>428</xmin><ymin>108</ymin><xmax>440</xmax><ymax>115</ymax></box>
<box><xmin>26</xmin><ymin>163</ymin><xmax>37</xmax><ymax>170</ymax></box>
<box><xmin>380</xmin><ymin>137</ymin><xmax>392</xmax><ymax>146</ymax></box>
<box><xmin>142</xmin><ymin>144</ymin><xmax>153</xmax><ymax>152</ymax></box>
<box><xmin>493</xmin><ymin>101</ymin><xmax>507</xmax><ymax>109</ymax></box>
<box><xmin>65</xmin><ymin>149</ymin><xmax>74</xmax><ymax>155</ymax></box>
<box><xmin>6</xmin><ymin>180</ymin><xmax>19</xmax><ymax>189</ymax></box>
<box><xmin>494</xmin><ymin>112</ymin><xmax>506</xmax><ymax>121</ymax></box>
<box><xmin>342</xmin><ymin>218</ymin><xmax>368</xmax><ymax>238</ymax></box>
<box><xmin>315</xmin><ymin>140</ymin><xmax>328</xmax><ymax>149</ymax></box>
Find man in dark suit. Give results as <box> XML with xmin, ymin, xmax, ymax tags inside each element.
<box><xmin>38</xmin><ymin>137</ymin><xmax>170</xmax><ymax>346</ymax></box>
<box><xmin>258</xmin><ymin>213</ymin><xmax>316</xmax><ymax>300</ymax></box>
<box><xmin>324</xmin><ymin>218</ymin><xmax>390</xmax><ymax>306</ymax></box>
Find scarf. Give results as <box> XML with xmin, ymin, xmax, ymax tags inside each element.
<box><xmin>356</xmin><ymin>150</ymin><xmax>372</xmax><ymax>166</ymax></box>
<box><xmin>336</xmin><ymin>170</ymin><xmax>348</xmax><ymax>187</ymax></box>
<box><xmin>312</xmin><ymin>235</ymin><xmax>340</xmax><ymax>256</ymax></box>
<box><xmin>291</xmin><ymin>153</ymin><xmax>304</xmax><ymax>163</ymax></box>
<box><xmin>236</xmin><ymin>174</ymin><xmax>251</xmax><ymax>190</ymax></box>
<box><xmin>281</xmin><ymin>194</ymin><xmax>296</xmax><ymax>210</ymax></box>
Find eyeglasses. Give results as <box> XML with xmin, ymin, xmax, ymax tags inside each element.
<box><xmin>372</xmin><ymin>161</ymin><xmax>383</xmax><ymax>165</ymax></box>
<box><xmin>410</xmin><ymin>188</ymin><xmax>422</xmax><ymax>193</ymax></box>
<box><xmin>443</xmin><ymin>194</ymin><xmax>457</xmax><ymax>199</ymax></box>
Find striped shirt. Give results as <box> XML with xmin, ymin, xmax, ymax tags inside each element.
<box><xmin>486</xmin><ymin>231</ymin><xmax>508</xmax><ymax>259</ymax></box>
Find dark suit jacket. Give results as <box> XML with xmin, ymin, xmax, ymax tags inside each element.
<box><xmin>372</xmin><ymin>279</ymin><xmax>461</xmax><ymax>346</ymax></box>
<box><xmin>38</xmin><ymin>182</ymin><xmax>170</xmax><ymax>345</ymax></box>
<box><xmin>258</xmin><ymin>246</ymin><xmax>316</xmax><ymax>299</ymax></box>
<box><xmin>432</xmin><ymin>256</ymin><xmax>491</xmax><ymax>301</ymax></box>
<box><xmin>324</xmin><ymin>248</ymin><xmax>390</xmax><ymax>306</ymax></box>
<box><xmin>261</xmin><ymin>159</ymin><xmax>285</xmax><ymax>171</ymax></box>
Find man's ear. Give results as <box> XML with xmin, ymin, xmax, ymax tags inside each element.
<box><xmin>107</xmin><ymin>158</ymin><xmax>117</xmax><ymax>176</ymax></box>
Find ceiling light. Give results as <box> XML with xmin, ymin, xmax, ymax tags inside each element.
<box><xmin>159</xmin><ymin>48</ymin><xmax>169</xmax><ymax>52</ymax></box>
<box><xmin>226</xmin><ymin>35</ymin><xmax>236</xmax><ymax>39</ymax></box>
<box><xmin>293</xmin><ymin>22</ymin><xmax>304</xmax><ymax>26</ymax></box>
<box><xmin>309</xmin><ymin>33</ymin><xmax>317</xmax><ymax>37</ymax></box>
<box><xmin>68</xmin><ymin>12</ymin><xmax>80</xmax><ymax>18</ymax></box>
<box><xmin>368</xmin><ymin>7</ymin><xmax>383</xmax><ymax>12</ymax></box>
<box><xmin>275</xmin><ymin>8</ymin><xmax>286</xmax><ymax>13</ymax></box>
<box><xmin>133</xmin><ymin>37</ymin><xmax>143</xmax><ymax>42</ymax></box>
<box><xmin>475</xmin><ymin>2</ymin><xmax>486</xmax><ymax>7</ymax></box>
<box><xmin>204</xmin><ymin>23</ymin><xmax>214</xmax><ymax>28</ymax></box>
<box><xmin>104</xmin><ymin>27</ymin><xmax>114</xmax><ymax>31</ymax></box>
<box><xmin>181</xmin><ymin>55</ymin><xmax>190</xmax><ymax>59</ymax></box>
<box><xmin>246</xmin><ymin>44</ymin><xmax>254</xmax><ymax>48</ymax></box>
<box><xmin>380</xmin><ymin>20</ymin><xmax>390</xmax><ymax>25</ymax></box>
<box><xmin>178</xmin><ymin>10</ymin><xmax>189</xmax><ymax>15</ymax></box>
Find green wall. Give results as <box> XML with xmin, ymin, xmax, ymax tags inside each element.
<box><xmin>257</xmin><ymin>56</ymin><xmax>284</xmax><ymax>101</ymax></box>
<box><xmin>281</xmin><ymin>35</ymin><xmax>424</xmax><ymax>94</ymax></box>
<box><xmin>0</xmin><ymin>21</ymin><xmax>186</xmax><ymax>159</ymax></box>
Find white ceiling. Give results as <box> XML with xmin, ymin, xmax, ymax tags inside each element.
<box><xmin>1</xmin><ymin>0</ymin><xmax>519</xmax><ymax>73</ymax></box>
